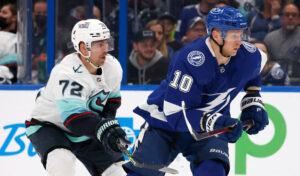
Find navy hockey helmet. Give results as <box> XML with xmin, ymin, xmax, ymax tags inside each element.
<box><xmin>206</xmin><ymin>6</ymin><xmax>247</xmax><ymax>39</ymax></box>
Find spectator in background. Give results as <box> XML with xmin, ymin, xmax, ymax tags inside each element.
<box><xmin>145</xmin><ymin>19</ymin><xmax>174</xmax><ymax>59</ymax></box>
<box><xmin>127</xmin><ymin>30</ymin><xmax>169</xmax><ymax>85</ymax></box>
<box><xmin>0</xmin><ymin>3</ymin><xmax>17</xmax><ymax>84</ymax></box>
<box><xmin>215</xmin><ymin>0</ymin><xmax>247</xmax><ymax>15</ymax></box>
<box><xmin>32</xmin><ymin>0</ymin><xmax>47</xmax><ymax>84</ymax></box>
<box><xmin>264</xmin><ymin>3</ymin><xmax>300</xmax><ymax>85</ymax></box>
<box><xmin>182</xmin><ymin>16</ymin><xmax>207</xmax><ymax>44</ymax></box>
<box><xmin>158</xmin><ymin>13</ymin><xmax>184</xmax><ymax>52</ymax></box>
<box><xmin>103</xmin><ymin>0</ymin><xmax>135</xmax><ymax>58</ymax></box>
<box><xmin>93</xmin><ymin>5</ymin><xmax>101</xmax><ymax>20</ymax></box>
<box><xmin>247</xmin><ymin>0</ymin><xmax>282</xmax><ymax>41</ymax></box>
<box><xmin>0</xmin><ymin>3</ymin><xmax>17</xmax><ymax>33</ymax></box>
<box><xmin>252</xmin><ymin>40</ymin><xmax>290</xmax><ymax>86</ymax></box>
<box><xmin>175</xmin><ymin>0</ymin><xmax>216</xmax><ymax>41</ymax></box>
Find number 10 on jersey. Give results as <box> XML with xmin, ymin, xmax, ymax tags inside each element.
<box><xmin>169</xmin><ymin>70</ymin><xmax>193</xmax><ymax>93</ymax></box>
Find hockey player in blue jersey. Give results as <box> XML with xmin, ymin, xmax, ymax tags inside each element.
<box><xmin>123</xmin><ymin>6</ymin><xmax>269</xmax><ymax>176</ymax></box>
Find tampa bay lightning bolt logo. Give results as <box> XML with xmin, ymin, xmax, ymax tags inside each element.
<box><xmin>242</xmin><ymin>41</ymin><xmax>257</xmax><ymax>53</ymax></box>
<box><xmin>197</xmin><ymin>88</ymin><xmax>236</xmax><ymax>113</ymax></box>
<box><xmin>87</xmin><ymin>90</ymin><xmax>110</xmax><ymax>115</ymax></box>
<box><xmin>187</xmin><ymin>51</ymin><xmax>205</xmax><ymax>67</ymax></box>
<box><xmin>210</xmin><ymin>8</ymin><xmax>224</xmax><ymax>14</ymax></box>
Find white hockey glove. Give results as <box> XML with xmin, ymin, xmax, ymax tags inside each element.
<box><xmin>0</xmin><ymin>66</ymin><xmax>13</xmax><ymax>84</ymax></box>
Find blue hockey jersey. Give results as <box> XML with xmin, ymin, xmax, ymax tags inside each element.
<box><xmin>134</xmin><ymin>37</ymin><xmax>267</xmax><ymax>132</ymax></box>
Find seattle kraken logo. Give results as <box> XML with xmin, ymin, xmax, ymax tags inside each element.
<box><xmin>87</xmin><ymin>90</ymin><xmax>110</xmax><ymax>115</ymax></box>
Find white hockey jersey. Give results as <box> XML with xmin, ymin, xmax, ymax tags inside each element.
<box><xmin>0</xmin><ymin>31</ymin><xmax>17</xmax><ymax>59</ymax></box>
<box><xmin>29</xmin><ymin>53</ymin><xmax>122</xmax><ymax>133</ymax></box>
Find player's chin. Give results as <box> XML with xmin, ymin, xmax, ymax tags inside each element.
<box><xmin>99</xmin><ymin>56</ymin><xmax>106</xmax><ymax>61</ymax></box>
<box><xmin>230</xmin><ymin>50</ymin><xmax>238</xmax><ymax>56</ymax></box>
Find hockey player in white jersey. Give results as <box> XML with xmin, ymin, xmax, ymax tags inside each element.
<box><xmin>25</xmin><ymin>19</ymin><xmax>130</xmax><ymax>176</ymax></box>
<box><xmin>123</xmin><ymin>6</ymin><xmax>269</xmax><ymax>176</ymax></box>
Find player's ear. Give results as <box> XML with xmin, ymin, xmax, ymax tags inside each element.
<box><xmin>212</xmin><ymin>29</ymin><xmax>221</xmax><ymax>41</ymax></box>
<box><xmin>79</xmin><ymin>42</ymin><xmax>88</xmax><ymax>55</ymax></box>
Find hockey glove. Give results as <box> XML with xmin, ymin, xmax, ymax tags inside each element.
<box><xmin>200</xmin><ymin>113</ymin><xmax>243</xmax><ymax>143</ymax></box>
<box><xmin>0</xmin><ymin>66</ymin><xmax>13</xmax><ymax>84</ymax></box>
<box><xmin>240</xmin><ymin>92</ymin><xmax>269</xmax><ymax>135</ymax></box>
<box><xmin>96</xmin><ymin>118</ymin><xmax>131</xmax><ymax>153</ymax></box>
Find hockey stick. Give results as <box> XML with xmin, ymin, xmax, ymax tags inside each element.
<box><xmin>117</xmin><ymin>138</ymin><xmax>179</xmax><ymax>174</ymax></box>
<box><xmin>181</xmin><ymin>101</ymin><xmax>254</xmax><ymax>141</ymax></box>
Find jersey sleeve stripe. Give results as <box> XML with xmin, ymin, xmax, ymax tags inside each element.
<box><xmin>258</xmin><ymin>49</ymin><xmax>267</xmax><ymax>72</ymax></box>
<box><xmin>64</xmin><ymin>111</ymin><xmax>94</xmax><ymax>127</ymax></box>
<box><xmin>107</xmin><ymin>98</ymin><xmax>121</xmax><ymax>102</ymax></box>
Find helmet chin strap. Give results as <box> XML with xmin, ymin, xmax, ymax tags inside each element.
<box><xmin>210</xmin><ymin>35</ymin><xmax>231</xmax><ymax>58</ymax></box>
<box><xmin>79</xmin><ymin>50</ymin><xmax>101</xmax><ymax>69</ymax></box>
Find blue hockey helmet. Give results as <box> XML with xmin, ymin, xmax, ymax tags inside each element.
<box><xmin>206</xmin><ymin>6</ymin><xmax>247</xmax><ymax>39</ymax></box>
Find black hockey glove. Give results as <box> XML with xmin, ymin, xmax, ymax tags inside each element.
<box><xmin>200</xmin><ymin>113</ymin><xmax>243</xmax><ymax>143</ymax></box>
<box><xmin>96</xmin><ymin>118</ymin><xmax>131</xmax><ymax>153</ymax></box>
<box><xmin>240</xmin><ymin>92</ymin><xmax>269</xmax><ymax>134</ymax></box>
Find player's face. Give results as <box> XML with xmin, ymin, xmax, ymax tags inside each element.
<box><xmin>223</xmin><ymin>30</ymin><xmax>244</xmax><ymax>56</ymax></box>
<box><xmin>90</xmin><ymin>40</ymin><xmax>109</xmax><ymax>66</ymax></box>
<box><xmin>135</xmin><ymin>39</ymin><xmax>156</xmax><ymax>60</ymax></box>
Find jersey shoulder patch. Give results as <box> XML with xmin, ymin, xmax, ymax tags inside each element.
<box><xmin>187</xmin><ymin>50</ymin><xmax>205</xmax><ymax>67</ymax></box>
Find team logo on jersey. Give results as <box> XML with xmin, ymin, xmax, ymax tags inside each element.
<box><xmin>242</xmin><ymin>41</ymin><xmax>256</xmax><ymax>53</ymax></box>
<box><xmin>187</xmin><ymin>51</ymin><xmax>205</xmax><ymax>67</ymax></box>
<box><xmin>87</xmin><ymin>90</ymin><xmax>110</xmax><ymax>115</ymax></box>
<box><xmin>198</xmin><ymin>88</ymin><xmax>236</xmax><ymax>113</ymax></box>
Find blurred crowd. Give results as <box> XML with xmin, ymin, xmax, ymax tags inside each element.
<box><xmin>1</xmin><ymin>0</ymin><xmax>300</xmax><ymax>85</ymax></box>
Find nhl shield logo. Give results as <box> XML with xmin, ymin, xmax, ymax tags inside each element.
<box><xmin>187</xmin><ymin>51</ymin><xmax>205</xmax><ymax>66</ymax></box>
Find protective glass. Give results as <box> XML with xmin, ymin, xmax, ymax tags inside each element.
<box><xmin>224</xmin><ymin>28</ymin><xmax>250</xmax><ymax>42</ymax></box>
<box><xmin>107</xmin><ymin>37</ymin><xmax>114</xmax><ymax>52</ymax></box>
<box><xmin>92</xmin><ymin>37</ymin><xmax>114</xmax><ymax>52</ymax></box>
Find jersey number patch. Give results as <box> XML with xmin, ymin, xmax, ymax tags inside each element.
<box><xmin>169</xmin><ymin>70</ymin><xmax>193</xmax><ymax>93</ymax></box>
<box><xmin>59</xmin><ymin>80</ymin><xmax>83</xmax><ymax>97</ymax></box>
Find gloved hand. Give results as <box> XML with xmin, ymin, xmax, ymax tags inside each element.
<box><xmin>240</xmin><ymin>92</ymin><xmax>269</xmax><ymax>135</ymax></box>
<box><xmin>96</xmin><ymin>118</ymin><xmax>131</xmax><ymax>152</ymax></box>
<box><xmin>200</xmin><ymin>113</ymin><xmax>243</xmax><ymax>143</ymax></box>
<box><xmin>0</xmin><ymin>66</ymin><xmax>13</xmax><ymax>84</ymax></box>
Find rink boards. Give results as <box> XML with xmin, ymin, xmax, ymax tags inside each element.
<box><xmin>0</xmin><ymin>87</ymin><xmax>298</xmax><ymax>176</ymax></box>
